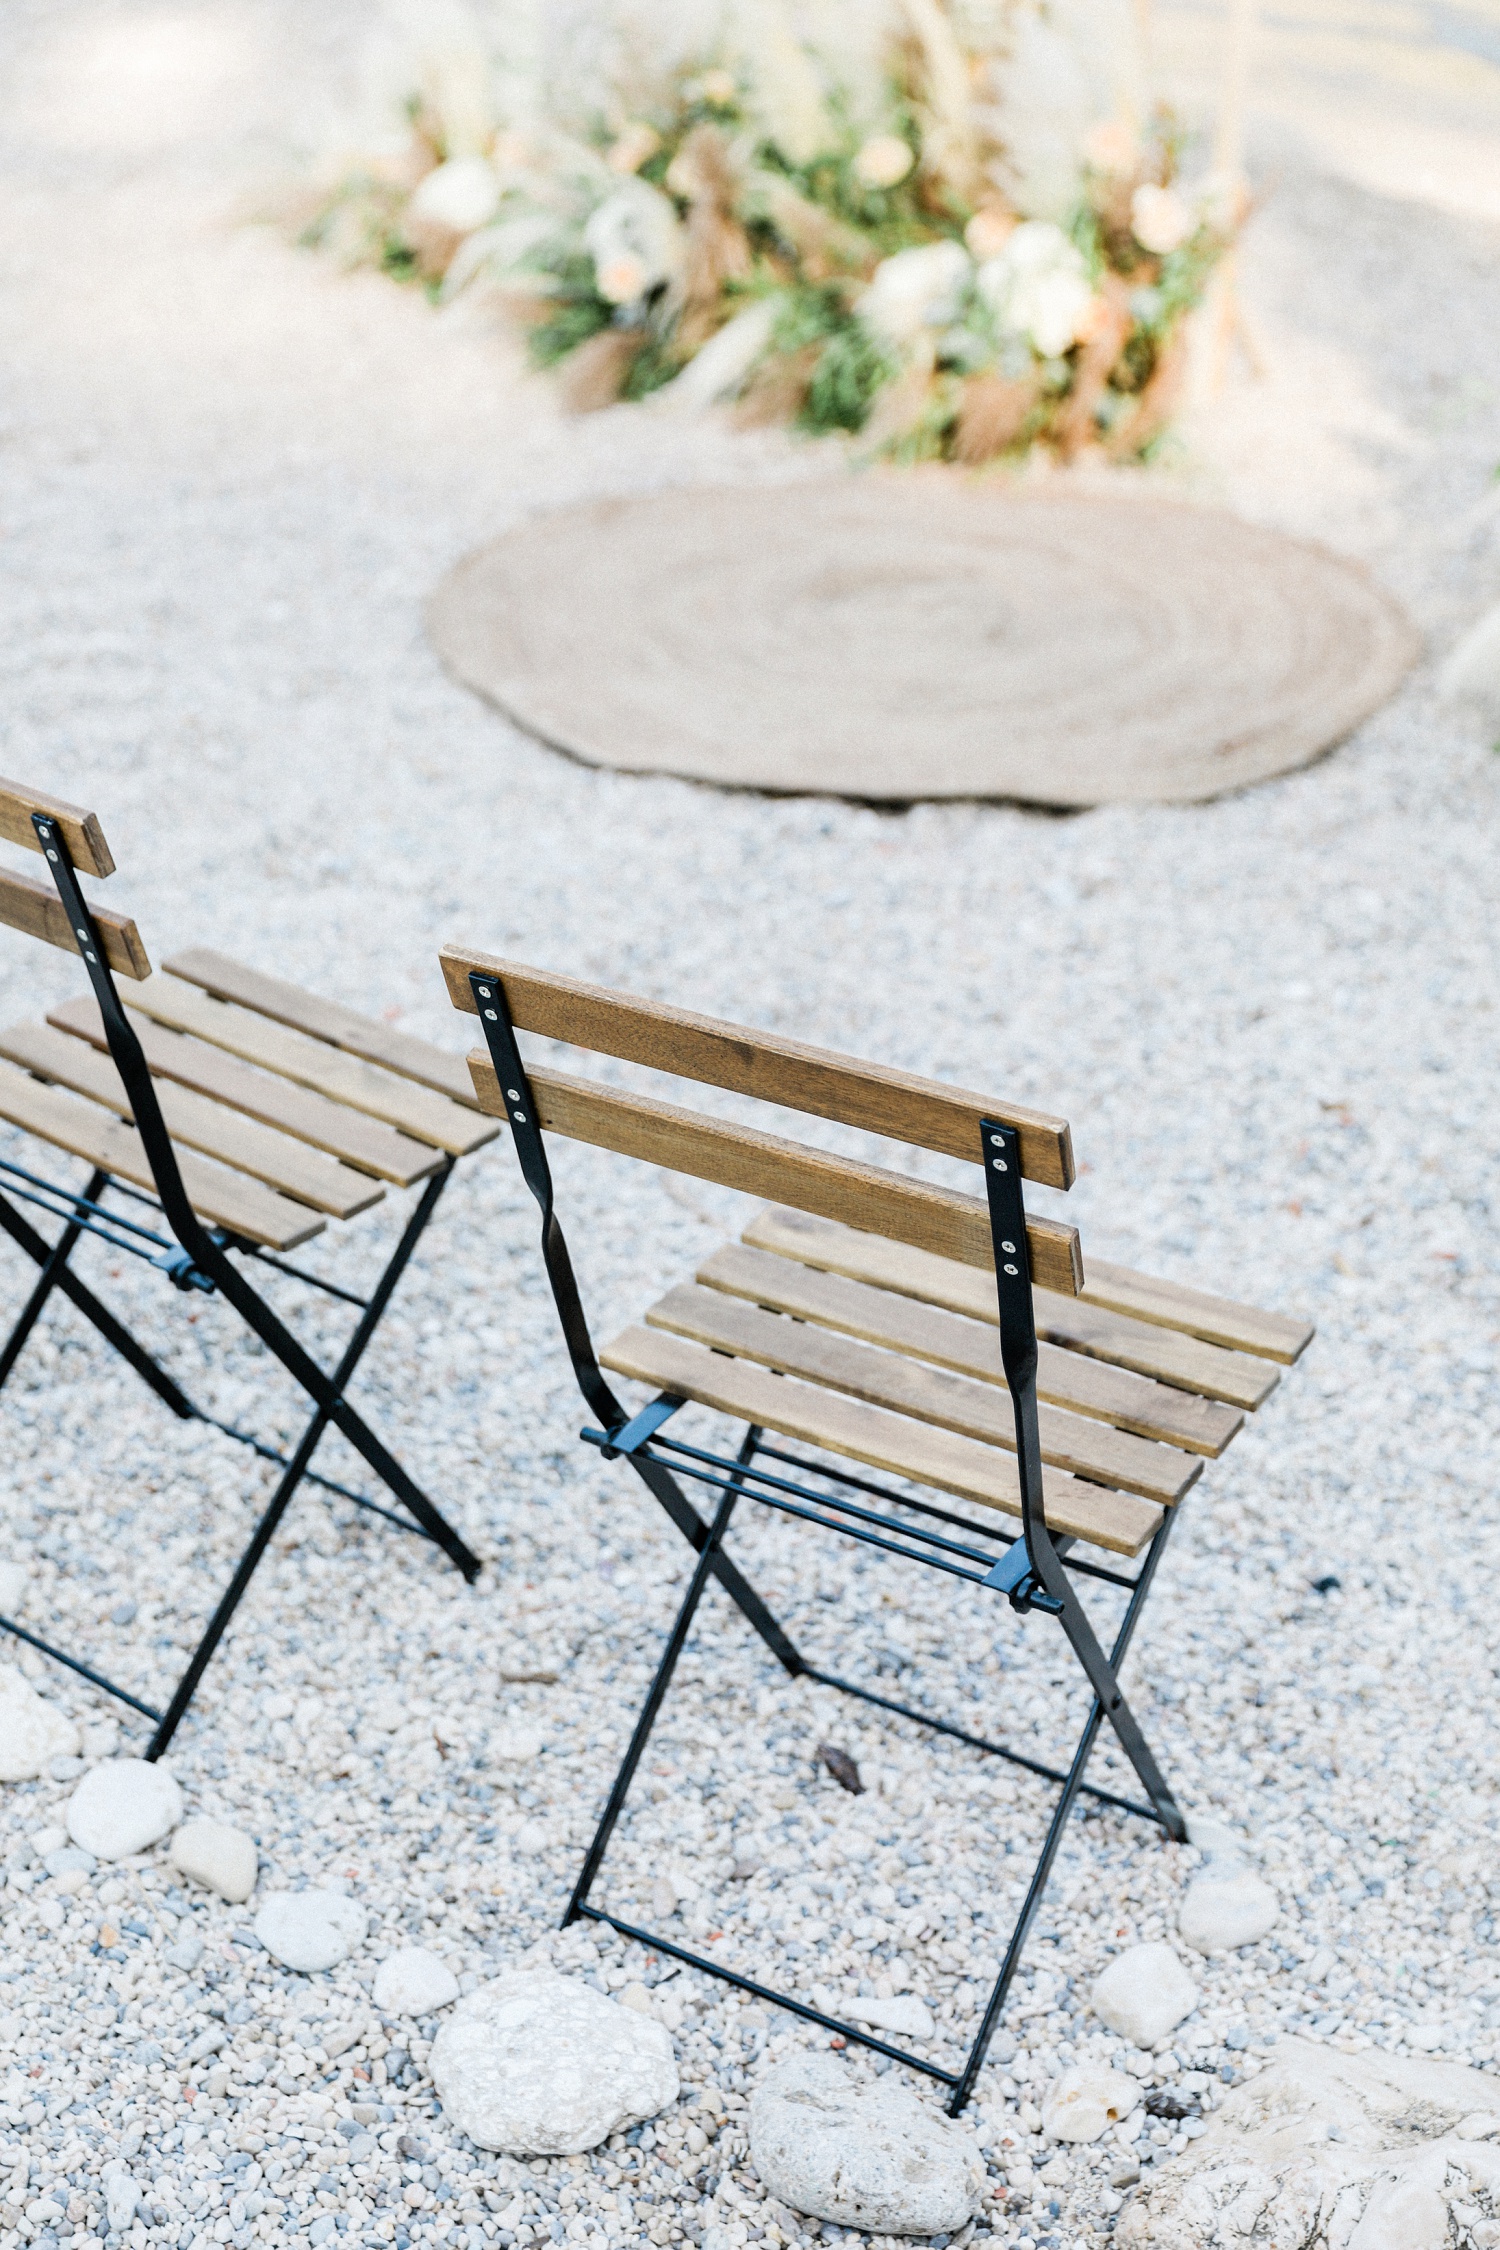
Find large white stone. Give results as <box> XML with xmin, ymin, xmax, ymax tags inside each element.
<box><xmin>0</xmin><ymin>1667</ymin><xmax>80</xmax><ymax>1783</ymax></box>
<box><xmin>748</xmin><ymin>2053</ymin><xmax>986</xmax><ymax>2236</ymax></box>
<box><xmin>1092</xmin><ymin>1943</ymin><xmax>1198</xmax><ymax>2048</ymax></box>
<box><xmin>170</xmin><ymin>1817</ymin><xmax>258</xmax><ymax>1903</ymax></box>
<box><xmin>1042</xmin><ymin>2066</ymin><xmax>1143</xmax><ymax>2143</ymax></box>
<box><xmin>254</xmin><ymin>1889</ymin><xmax>367</xmax><ymax>1972</ymax></box>
<box><xmin>1118</xmin><ymin>2037</ymin><xmax>1500</xmax><ymax>2248</ymax></box>
<box><xmin>430</xmin><ymin>1967</ymin><xmax>678</xmax><ymax>2155</ymax></box>
<box><xmin>1179</xmin><ymin>1865</ymin><xmax>1280</xmax><ymax>1955</ymax></box>
<box><xmin>374</xmin><ymin>1946</ymin><xmax>461</xmax><ymax>2016</ymax></box>
<box><xmin>66</xmin><ymin>1758</ymin><xmax>182</xmax><ymax>1860</ymax></box>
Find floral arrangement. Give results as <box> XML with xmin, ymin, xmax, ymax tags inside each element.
<box><xmin>298</xmin><ymin>0</ymin><xmax>1241</xmax><ymax>464</ymax></box>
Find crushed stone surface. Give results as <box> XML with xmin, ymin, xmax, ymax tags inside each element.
<box><xmin>0</xmin><ymin>4</ymin><xmax>1498</xmax><ymax>2247</ymax></box>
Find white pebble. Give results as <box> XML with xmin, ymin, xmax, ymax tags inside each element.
<box><xmin>374</xmin><ymin>1945</ymin><xmax>461</xmax><ymax>2015</ymax></box>
<box><xmin>170</xmin><ymin>1816</ymin><xmax>259</xmax><ymax>1902</ymax></box>
<box><xmin>1438</xmin><ymin>600</ymin><xmax>1500</xmax><ymax>719</ymax></box>
<box><xmin>1179</xmin><ymin>1865</ymin><xmax>1280</xmax><ymax>1954</ymax></box>
<box><xmin>844</xmin><ymin>1992</ymin><xmax>936</xmax><ymax>2041</ymax></box>
<box><xmin>1092</xmin><ymin>1943</ymin><xmax>1199</xmax><ymax>2047</ymax></box>
<box><xmin>253</xmin><ymin>1888</ymin><xmax>367</xmax><ymax>1972</ymax></box>
<box><xmin>1041</xmin><ymin>2066</ymin><xmax>1142</xmax><ymax>2143</ymax></box>
<box><xmin>0</xmin><ymin>1668</ymin><xmax>80</xmax><ymax>1783</ymax></box>
<box><xmin>66</xmin><ymin>1759</ymin><xmax>182</xmax><ymax>1861</ymax></box>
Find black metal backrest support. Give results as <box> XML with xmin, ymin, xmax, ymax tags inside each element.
<box><xmin>980</xmin><ymin>1116</ymin><xmax>1051</xmax><ymax>1588</ymax></box>
<box><xmin>30</xmin><ymin>812</ymin><xmax>209</xmax><ymax>1266</ymax></box>
<box><xmin>467</xmin><ymin>969</ymin><xmax>623</xmax><ymax>1433</ymax></box>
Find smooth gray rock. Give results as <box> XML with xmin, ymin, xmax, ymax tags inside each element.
<box><xmin>748</xmin><ymin>2053</ymin><xmax>986</xmax><ymax>2236</ymax></box>
<box><xmin>1119</xmin><ymin>2038</ymin><xmax>1500</xmax><ymax>2248</ymax></box>
<box><xmin>0</xmin><ymin>1667</ymin><xmax>80</xmax><ymax>1783</ymax></box>
<box><xmin>42</xmin><ymin>1846</ymin><xmax>96</xmax><ymax>1878</ymax></box>
<box><xmin>66</xmin><ymin>1758</ymin><xmax>183</xmax><ymax>1860</ymax></box>
<box><xmin>430</xmin><ymin>1967</ymin><xmax>678</xmax><ymax>2155</ymax></box>
<box><xmin>254</xmin><ymin>1888</ymin><xmax>367</xmax><ymax>1972</ymax></box>
<box><xmin>170</xmin><ymin>1816</ymin><xmax>258</xmax><ymax>1903</ymax></box>
<box><xmin>1091</xmin><ymin>1943</ymin><xmax>1198</xmax><ymax>2048</ymax></box>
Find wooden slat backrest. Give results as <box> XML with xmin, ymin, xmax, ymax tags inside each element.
<box><xmin>443</xmin><ymin>948</ymin><xmax>1074</xmax><ymax>1189</ymax></box>
<box><xmin>468</xmin><ymin>1050</ymin><xmax>1084</xmax><ymax>1296</ymax></box>
<box><xmin>0</xmin><ymin>864</ymin><xmax>151</xmax><ymax>980</ymax></box>
<box><xmin>166</xmin><ymin>949</ymin><xmax>481</xmax><ymax>1109</ymax></box>
<box><xmin>0</xmin><ymin>777</ymin><xmax>116</xmax><ymax>878</ymax></box>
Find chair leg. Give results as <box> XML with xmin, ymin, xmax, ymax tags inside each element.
<box><xmin>145</xmin><ymin>1385</ymin><xmax>339</xmax><ymax>1759</ymax></box>
<box><xmin>0</xmin><ymin>1181</ymin><xmax>197</xmax><ymax>1419</ymax></box>
<box><xmin>627</xmin><ymin>1444</ymin><xmax>806</xmax><ymax>1679</ymax></box>
<box><xmin>557</xmin><ymin>1482</ymin><xmax>1185</xmax><ymax>2113</ymax></box>
<box><xmin>565</xmin><ymin>1434</ymin><xmax>758</xmax><ymax>1926</ymax></box>
<box><xmin>947</xmin><ymin>1508</ymin><xmax>1184</xmax><ymax>2113</ymax></box>
<box><xmin>211</xmin><ymin>1160</ymin><xmax>482</xmax><ymax>1584</ymax></box>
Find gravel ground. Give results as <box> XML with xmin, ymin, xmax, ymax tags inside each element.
<box><xmin>1</xmin><ymin>6</ymin><xmax>1499</xmax><ymax>2250</ymax></box>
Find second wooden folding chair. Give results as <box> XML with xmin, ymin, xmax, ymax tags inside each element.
<box><xmin>0</xmin><ymin>778</ymin><xmax>495</xmax><ymax>1753</ymax></box>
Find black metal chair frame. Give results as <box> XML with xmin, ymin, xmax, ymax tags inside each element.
<box><xmin>471</xmin><ymin>968</ymin><xmax>1187</xmax><ymax>2116</ymax></box>
<box><xmin>0</xmin><ymin>811</ymin><xmax>481</xmax><ymax>1757</ymax></box>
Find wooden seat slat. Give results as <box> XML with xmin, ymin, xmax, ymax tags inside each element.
<box><xmin>468</xmin><ymin>1053</ymin><xmax>1084</xmax><ymax>1297</ymax></box>
<box><xmin>743</xmin><ymin>1207</ymin><xmax>1283</xmax><ymax>1411</ymax></box>
<box><xmin>125</xmin><ymin>976</ymin><xmax>497</xmax><ymax>1157</ymax></box>
<box><xmin>167</xmin><ymin>949</ymin><xmax>481</xmax><ymax>1109</ymax></box>
<box><xmin>0</xmin><ymin>1060</ymin><xmax>324</xmax><ymax>1250</ymax></box>
<box><xmin>0</xmin><ymin>1022</ymin><xmax>384</xmax><ymax>1221</ymax></box>
<box><xmin>644</xmin><ymin>1282</ymin><xmax>1202</xmax><ymax>1505</ymax></box>
<box><xmin>599</xmin><ymin>1325</ymin><xmax>1163</xmax><ymax>1557</ymax></box>
<box><xmin>443</xmin><ymin>947</ymin><xmax>1075</xmax><ymax>1188</ymax></box>
<box><xmin>696</xmin><ymin>1242</ymin><xmax>1245</xmax><ymax>1457</ymax></box>
<box><xmin>48</xmin><ymin>996</ymin><xmax>444</xmax><ymax>1187</ymax></box>
<box><xmin>0</xmin><ymin>865</ymin><xmax>151</xmax><ymax>981</ymax></box>
<box><xmin>0</xmin><ymin>777</ymin><xmax>115</xmax><ymax>878</ymax></box>
<box><xmin>1077</xmin><ymin>1258</ymin><xmax>1314</xmax><ymax>1365</ymax></box>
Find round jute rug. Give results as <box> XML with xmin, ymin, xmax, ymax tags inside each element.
<box><xmin>427</xmin><ymin>478</ymin><xmax>1419</xmax><ymax>805</ymax></box>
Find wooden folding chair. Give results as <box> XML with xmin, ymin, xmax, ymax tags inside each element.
<box><xmin>0</xmin><ymin>779</ymin><xmax>495</xmax><ymax>1755</ymax></box>
<box><xmin>443</xmin><ymin>945</ymin><xmax>1313</xmax><ymax>2114</ymax></box>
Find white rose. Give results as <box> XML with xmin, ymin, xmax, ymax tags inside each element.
<box><xmin>853</xmin><ymin>134</ymin><xmax>915</xmax><ymax>189</ymax></box>
<box><xmin>584</xmin><ymin>179</ymin><xmax>684</xmax><ymax>306</ymax></box>
<box><xmin>406</xmin><ymin>157</ymin><xmax>502</xmax><ymax>237</ymax></box>
<box><xmin>976</xmin><ymin>220</ymin><xmax>1093</xmax><ymax>357</ymax></box>
<box><xmin>1130</xmin><ymin>183</ymin><xmax>1195</xmax><ymax>255</ymax></box>
<box><xmin>856</xmin><ymin>239</ymin><xmax>972</xmax><ymax>347</ymax></box>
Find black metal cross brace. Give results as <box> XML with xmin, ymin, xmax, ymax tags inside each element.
<box><xmin>469</xmin><ymin>970</ymin><xmax>1187</xmax><ymax>2113</ymax></box>
<box><xmin>0</xmin><ymin>817</ymin><xmax>482</xmax><ymax>1756</ymax></box>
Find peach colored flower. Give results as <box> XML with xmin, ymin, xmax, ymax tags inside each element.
<box><xmin>1084</xmin><ymin>119</ymin><xmax>1139</xmax><ymax>176</ymax></box>
<box><xmin>1131</xmin><ymin>183</ymin><xmax>1195</xmax><ymax>254</ymax></box>
<box><xmin>964</xmin><ymin>205</ymin><xmax>1017</xmax><ymax>260</ymax></box>
<box><xmin>853</xmin><ymin>134</ymin><xmax>915</xmax><ymax>188</ymax></box>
